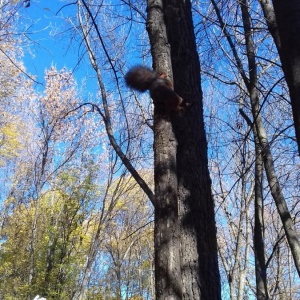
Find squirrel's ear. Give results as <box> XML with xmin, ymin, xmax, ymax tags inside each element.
<box><xmin>158</xmin><ymin>72</ymin><xmax>168</xmax><ymax>79</ymax></box>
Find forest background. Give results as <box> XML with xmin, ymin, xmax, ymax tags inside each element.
<box><xmin>0</xmin><ymin>0</ymin><xmax>299</xmax><ymax>299</ymax></box>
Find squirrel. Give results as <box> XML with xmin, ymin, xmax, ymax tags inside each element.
<box><xmin>125</xmin><ymin>66</ymin><xmax>186</xmax><ymax>115</ymax></box>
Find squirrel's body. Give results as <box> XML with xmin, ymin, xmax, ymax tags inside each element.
<box><xmin>125</xmin><ymin>66</ymin><xmax>184</xmax><ymax>115</ymax></box>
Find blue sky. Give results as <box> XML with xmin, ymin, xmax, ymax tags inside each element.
<box><xmin>19</xmin><ymin>1</ymin><xmax>88</xmax><ymax>89</ymax></box>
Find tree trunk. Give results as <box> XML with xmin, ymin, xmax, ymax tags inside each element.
<box><xmin>254</xmin><ymin>135</ymin><xmax>269</xmax><ymax>300</ymax></box>
<box><xmin>258</xmin><ymin>0</ymin><xmax>281</xmax><ymax>50</ymax></box>
<box><xmin>270</xmin><ymin>0</ymin><xmax>300</xmax><ymax>155</ymax></box>
<box><xmin>147</xmin><ymin>0</ymin><xmax>221</xmax><ymax>298</ymax></box>
<box><xmin>163</xmin><ymin>1</ymin><xmax>221</xmax><ymax>298</ymax></box>
<box><xmin>147</xmin><ymin>1</ymin><xmax>183</xmax><ymax>299</ymax></box>
<box><xmin>240</xmin><ymin>0</ymin><xmax>300</xmax><ymax>277</ymax></box>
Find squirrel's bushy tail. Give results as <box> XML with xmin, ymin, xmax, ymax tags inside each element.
<box><xmin>125</xmin><ymin>66</ymin><xmax>157</xmax><ymax>92</ymax></box>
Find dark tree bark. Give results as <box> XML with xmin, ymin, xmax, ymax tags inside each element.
<box><xmin>147</xmin><ymin>0</ymin><xmax>221</xmax><ymax>298</ymax></box>
<box><xmin>147</xmin><ymin>1</ymin><xmax>183</xmax><ymax>299</ymax></box>
<box><xmin>254</xmin><ymin>136</ymin><xmax>269</xmax><ymax>300</ymax></box>
<box><xmin>267</xmin><ymin>0</ymin><xmax>300</xmax><ymax>155</ymax></box>
<box><xmin>163</xmin><ymin>1</ymin><xmax>221</xmax><ymax>299</ymax></box>
<box><xmin>240</xmin><ymin>111</ymin><xmax>269</xmax><ymax>299</ymax></box>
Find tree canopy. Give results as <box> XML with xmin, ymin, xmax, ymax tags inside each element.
<box><xmin>0</xmin><ymin>0</ymin><xmax>299</xmax><ymax>299</ymax></box>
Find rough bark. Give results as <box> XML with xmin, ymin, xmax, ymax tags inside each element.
<box><xmin>163</xmin><ymin>1</ymin><xmax>221</xmax><ymax>298</ymax></box>
<box><xmin>146</xmin><ymin>1</ymin><xmax>182</xmax><ymax>299</ymax></box>
<box><xmin>269</xmin><ymin>0</ymin><xmax>300</xmax><ymax>155</ymax></box>
<box><xmin>253</xmin><ymin>135</ymin><xmax>269</xmax><ymax>300</ymax></box>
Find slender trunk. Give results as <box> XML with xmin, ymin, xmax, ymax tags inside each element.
<box><xmin>240</xmin><ymin>0</ymin><xmax>300</xmax><ymax>277</ymax></box>
<box><xmin>78</xmin><ymin>0</ymin><xmax>155</xmax><ymax>206</ymax></box>
<box><xmin>258</xmin><ymin>0</ymin><xmax>281</xmax><ymax>50</ymax></box>
<box><xmin>163</xmin><ymin>0</ymin><xmax>221</xmax><ymax>298</ymax></box>
<box><xmin>229</xmin><ymin>182</ymin><xmax>250</xmax><ymax>300</ymax></box>
<box><xmin>43</xmin><ymin>236</ymin><xmax>57</xmax><ymax>293</ymax></box>
<box><xmin>237</xmin><ymin>202</ymin><xmax>251</xmax><ymax>300</ymax></box>
<box><xmin>116</xmin><ymin>263</ymin><xmax>122</xmax><ymax>300</ymax></box>
<box><xmin>28</xmin><ymin>132</ymin><xmax>49</xmax><ymax>299</ymax></box>
<box><xmin>76</xmin><ymin>3</ymin><xmax>156</xmax><ymax>297</ymax></box>
<box><xmin>254</xmin><ymin>138</ymin><xmax>269</xmax><ymax>299</ymax></box>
